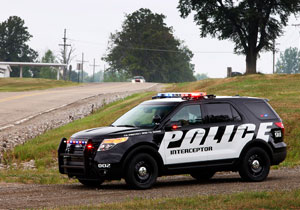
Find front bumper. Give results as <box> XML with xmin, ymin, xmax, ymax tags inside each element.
<box><xmin>58</xmin><ymin>138</ymin><xmax>122</xmax><ymax>180</ymax></box>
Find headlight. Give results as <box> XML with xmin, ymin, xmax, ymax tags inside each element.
<box><xmin>98</xmin><ymin>137</ymin><xmax>128</xmax><ymax>151</ymax></box>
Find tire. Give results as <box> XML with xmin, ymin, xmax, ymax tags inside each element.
<box><xmin>190</xmin><ymin>170</ymin><xmax>215</xmax><ymax>181</ymax></box>
<box><xmin>125</xmin><ymin>153</ymin><xmax>158</xmax><ymax>189</ymax></box>
<box><xmin>239</xmin><ymin>147</ymin><xmax>270</xmax><ymax>182</ymax></box>
<box><xmin>78</xmin><ymin>179</ymin><xmax>104</xmax><ymax>187</ymax></box>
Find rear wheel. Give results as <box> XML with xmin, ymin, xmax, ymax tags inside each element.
<box><xmin>239</xmin><ymin>147</ymin><xmax>270</xmax><ymax>182</ymax></box>
<box><xmin>125</xmin><ymin>153</ymin><xmax>158</xmax><ymax>189</ymax></box>
<box><xmin>190</xmin><ymin>170</ymin><xmax>215</xmax><ymax>181</ymax></box>
<box><xmin>78</xmin><ymin>179</ymin><xmax>104</xmax><ymax>187</ymax></box>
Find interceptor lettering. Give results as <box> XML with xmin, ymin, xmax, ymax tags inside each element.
<box><xmin>170</xmin><ymin>146</ymin><xmax>213</xmax><ymax>155</ymax></box>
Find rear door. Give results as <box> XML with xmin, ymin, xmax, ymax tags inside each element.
<box><xmin>201</xmin><ymin>102</ymin><xmax>247</xmax><ymax>160</ymax></box>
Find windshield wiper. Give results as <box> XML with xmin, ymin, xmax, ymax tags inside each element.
<box><xmin>115</xmin><ymin>125</ymin><xmax>136</xmax><ymax>127</ymax></box>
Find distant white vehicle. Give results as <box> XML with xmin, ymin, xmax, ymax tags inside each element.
<box><xmin>131</xmin><ymin>76</ymin><xmax>146</xmax><ymax>83</ymax></box>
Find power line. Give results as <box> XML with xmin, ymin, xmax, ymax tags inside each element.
<box><xmin>118</xmin><ymin>46</ymin><xmax>234</xmax><ymax>53</ymax></box>
<box><xmin>68</xmin><ymin>37</ymin><xmax>235</xmax><ymax>54</ymax></box>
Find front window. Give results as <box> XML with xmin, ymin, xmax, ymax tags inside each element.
<box><xmin>170</xmin><ymin>105</ymin><xmax>202</xmax><ymax>126</ymax></box>
<box><xmin>112</xmin><ymin>104</ymin><xmax>175</xmax><ymax>128</ymax></box>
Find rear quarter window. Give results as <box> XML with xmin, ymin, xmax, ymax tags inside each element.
<box><xmin>244</xmin><ymin>101</ymin><xmax>277</xmax><ymax>120</ymax></box>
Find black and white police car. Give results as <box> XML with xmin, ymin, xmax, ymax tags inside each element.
<box><xmin>58</xmin><ymin>92</ymin><xmax>286</xmax><ymax>189</ymax></box>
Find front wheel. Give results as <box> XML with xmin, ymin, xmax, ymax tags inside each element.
<box><xmin>78</xmin><ymin>179</ymin><xmax>104</xmax><ymax>187</ymax></box>
<box><xmin>239</xmin><ymin>147</ymin><xmax>270</xmax><ymax>182</ymax></box>
<box><xmin>125</xmin><ymin>153</ymin><xmax>158</xmax><ymax>189</ymax></box>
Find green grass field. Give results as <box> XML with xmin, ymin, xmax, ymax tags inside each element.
<box><xmin>0</xmin><ymin>78</ymin><xmax>78</xmax><ymax>92</ymax></box>
<box><xmin>2</xmin><ymin>74</ymin><xmax>300</xmax><ymax>184</ymax></box>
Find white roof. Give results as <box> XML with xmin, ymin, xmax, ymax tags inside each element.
<box><xmin>0</xmin><ymin>62</ymin><xmax>66</xmax><ymax>67</ymax></box>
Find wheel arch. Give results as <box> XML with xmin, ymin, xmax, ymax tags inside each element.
<box><xmin>121</xmin><ymin>143</ymin><xmax>164</xmax><ymax>176</ymax></box>
<box><xmin>239</xmin><ymin>139</ymin><xmax>273</xmax><ymax>164</ymax></box>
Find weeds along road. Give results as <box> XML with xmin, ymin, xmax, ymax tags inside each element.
<box><xmin>0</xmin><ymin>82</ymin><xmax>158</xmax><ymax>128</ymax></box>
<box><xmin>0</xmin><ymin>167</ymin><xmax>299</xmax><ymax>209</ymax></box>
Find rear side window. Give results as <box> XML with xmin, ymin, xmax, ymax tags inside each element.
<box><xmin>245</xmin><ymin>102</ymin><xmax>277</xmax><ymax>120</ymax></box>
<box><xmin>204</xmin><ymin>103</ymin><xmax>241</xmax><ymax>123</ymax></box>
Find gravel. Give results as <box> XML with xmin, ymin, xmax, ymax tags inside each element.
<box><xmin>0</xmin><ymin>167</ymin><xmax>299</xmax><ymax>209</ymax></box>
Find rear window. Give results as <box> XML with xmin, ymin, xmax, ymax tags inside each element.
<box><xmin>245</xmin><ymin>102</ymin><xmax>277</xmax><ymax>120</ymax></box>
<box><xmin>204</xmin><ymin>103</ymin><xmax>242</xmax><ymax>123</ymax></box>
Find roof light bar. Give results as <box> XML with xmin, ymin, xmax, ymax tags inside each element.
<box><xmin>152</xmin><ymin>92</ymin><xmax>207</xmax><ymax>100</ymax></box>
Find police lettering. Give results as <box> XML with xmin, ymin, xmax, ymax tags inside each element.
<box><xmin>164</xmin><ymin>123</ymin><xmax>272</xmax><ymax>149</ymax></box>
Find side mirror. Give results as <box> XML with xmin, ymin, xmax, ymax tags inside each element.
<box><xmin>153</xmin><ymin>115</ymin><xmax>161</xmax><ymax>125</ymax></box>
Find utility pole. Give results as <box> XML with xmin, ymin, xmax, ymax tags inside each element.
<box><xmin>76</xmin><ymin>53</ymin><xmax>88</xmax><ymax>83</ymax></box>
<box><xmin>81</xmin><ymin>53</ymin><xmax>84</xmax><ymax>83</ymax></box>
<box><xmin>59</xmin><ymin>29</ymin><xmax>71</xmax><ymax>80</ymax></box>
<box><xmin>292</xmin><ymin>24</ymin><xmax>300</xmax><ymax>47</ymax></box>
<box><xmin>292</xmin><ymin>24</ymin><xmax>300</xmax><ymax>73</ymax></box>
<box><xmin>273</xmin><ymin>39</ymin><xmax>275</xmax><ymax>74</ymax></box>
<box><xmin>103</xmin><ymin>64</ymin><xmax>106</xmax><ymax>82</ymax></box>
<box><xmin>89</xmin><ymin>58</ymin><xmax>100</xmax><ymax>82</ymax></box>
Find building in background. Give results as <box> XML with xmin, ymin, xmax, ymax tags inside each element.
<box><xmin>0</xmin><ymin>65</ymin><xmax>12</xmax><ymax>78</ymax></box>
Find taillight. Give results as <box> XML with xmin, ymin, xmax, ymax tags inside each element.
<box><xmin>275</xmin><ymin>122</ymin><xmax>285</xmax><ymax>135</ymax></box>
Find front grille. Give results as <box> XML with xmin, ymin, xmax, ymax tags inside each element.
<box><xmin>58</xmin><ymin>139</ymin><xmax>101</xmax><ymax>177</ymax></box>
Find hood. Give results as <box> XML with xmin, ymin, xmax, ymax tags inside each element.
<box><xmin>71</xmin><ymin>126</ymin><xmax>152</xmax><ymax>140</ymax></box>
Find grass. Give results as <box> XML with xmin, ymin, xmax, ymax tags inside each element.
<box><xmin>1</xmin><ymin>74</ymin><xmax>300</xmax><ymax>184</ymax></box>
<box><xmin>0</xmin><ymin>78</ymin><xmax>78</xmax><ymax>92</ymax></box>
<box><xmin>53</xmin><ymin>189</ymin><xmax>300</xmax><ymax>209</ymax></box>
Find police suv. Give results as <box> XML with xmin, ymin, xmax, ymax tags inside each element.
<box><xmin>58</xmin><ymin>92</ymin><xmax>286</xmax><ymax>189</ymax></box>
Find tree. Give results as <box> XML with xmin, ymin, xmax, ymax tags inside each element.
<box><xmin>0</xmin><ymin>16</ymin><xmax>38</xmax><ymax>76</ymax></box>
<box><xmin>276</xmin><ymin>47</ymin><xmax>300</xmax><ymax>74</ymax></box>
<box><xmin>58</xmin><ymin>46</ymin><xmax>75</xmax><ymax>81</ymax></box>
<box><xmin>39</xmin><ymin>50</ymin><xmax>58</xmax><ymax>79</ymax></box>
<box><xmin>103</xmin><ymin>8</ymin><xmax>196</xmax><ymax>83</ymax></box>
<box><xmin>195</xmin><ymin>73</ymin><xmax>209</xmax><ymax>80</ymax></box>
<box><xmin>178</xmin><ymin>0</ymin><xmax>300</xmax><ymax>74</ymax></box>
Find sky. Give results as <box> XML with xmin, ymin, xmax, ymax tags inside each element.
<box><xmin>1</xmin><ymin>0</ymin><xmax>300</xmax><ymax>78</ymax></box>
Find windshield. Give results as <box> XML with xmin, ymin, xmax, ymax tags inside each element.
<box><xmin>112</xmin><ymin>104</ymin><xmax>175</xmax><ymax>128</ymax></box>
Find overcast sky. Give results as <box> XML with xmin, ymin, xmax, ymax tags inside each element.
<box><xmin>1</xmin><ymin>0</ymin><xmax>300</xmax><ymax>78</ymax></box>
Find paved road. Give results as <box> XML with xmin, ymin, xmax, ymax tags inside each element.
<box><xmin>0</xmin><ymin>168</ymin><xmax>298</xmax><ymax>209</ymax></box>
<box><xmin>0</xmin><ymin>82</ymin><xmax>157</xmax><ymax>128</ymax></box>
